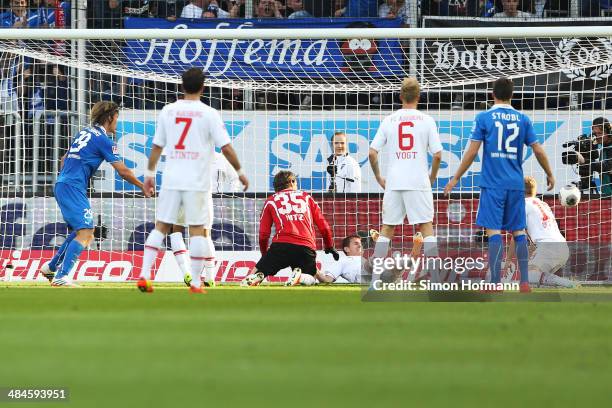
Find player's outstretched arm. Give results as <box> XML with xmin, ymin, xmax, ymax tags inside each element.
<box><xmin>531</xmin><ymin>143</ymin><xmax>555</xmax><ymax>191</ymax></box>
<box><xmin>111</xmin><ymin>161</ymin><xmax>151</xmax><ymax>197</ymax></box>
<box><xmin>315</xmin><ymin>271</ymin><xmax>335</xmax><ymax>284</ymax></box>
<box><xmin>368</xmin><ymin>147</ymin><xmax>385</xmax><ymax>189</ymax></box>
<box><xmin>221</xmin><ymin>144</ymin><xmax>249</xmax><ymax>191</ymax></box>
<box><xmin>309</xmin><ymin>196</ymin><xmax>339</xmax><ymax>260</ymax></box>
<box><xmin>443</xmin><ymin>140</ymin><xmax>481</xmax><ymax>196</ymax></box>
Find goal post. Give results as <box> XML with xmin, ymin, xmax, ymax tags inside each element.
<box><xmin>0</xmin><ymin>27</ymin><xmax>610</xmax><ymax>284</ymax></box>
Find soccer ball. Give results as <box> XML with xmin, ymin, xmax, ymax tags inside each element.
<box><xmin>559</xmin><ymin>184</ymin><xmax>581</xmax><ymax>207</ymax></box>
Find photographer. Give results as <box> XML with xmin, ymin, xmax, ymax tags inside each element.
<box><xmin>592</xmin><ymin>117</ymin><xmax>612</xmax><ymax>198</ymax></box>
<box><xmin>561</xmin><ymin>128</ymin><xmax>599</xmax><ymax>193</ymax></box>
<box><xmin>326</xmin><ymin>131</ymin><xmax>362</xmax><ymax>193</ymax></box>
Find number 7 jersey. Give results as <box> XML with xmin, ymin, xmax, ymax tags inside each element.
<box><xmin>153</xmin><ymin>99</ymin><xmax>231</xmax><ymax>192</ymax></box>
<box><xmin>258</xmin><ymin>189</ymin><xmax>334</xmax><ymax>255</ymax></box>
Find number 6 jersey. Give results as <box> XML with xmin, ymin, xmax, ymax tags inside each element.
<box><xmin>370</xmin><ymin>108</ymin><xmax>442</xmax><ymax>191</ymax></box>
<box><xmin>153</xmin><ymin>99</ymin><xmax>231</xmax><ymax>192</ymax></box>
<box><xmin>258</xmin><ymin>189</ymin><xmax>334</xmax><ymax>255</ymax></box>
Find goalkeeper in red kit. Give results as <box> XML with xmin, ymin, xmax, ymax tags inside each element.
<box><xmin>241</xmin><ymin>171</ymin><xmax>339</xmax><ymax>287</ymax></box>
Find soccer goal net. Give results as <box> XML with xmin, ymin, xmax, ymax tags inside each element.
<box><xmin>0</xmin><ymin>27</ymin><xmax>610</xmax><ymax>284</ymax></box>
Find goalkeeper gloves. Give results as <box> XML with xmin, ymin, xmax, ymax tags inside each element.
<box><xmin>325</xmin><ymin>247</ymin><xmax>340</xmax><ymax>261</ymax></box>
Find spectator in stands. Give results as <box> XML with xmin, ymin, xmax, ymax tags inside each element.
<box><xmin>378</xmin><ymin>0</ymin><xmax>413</xmax><ymax>24</ymax></box>
<box><xmin>494</xmin><ymin>0</ymin><xmax>533</xmax><ymax>16</ymax></box>
<box><xmin>122</xmin><ymin>0</ymin><xmax>153</xmax><ymax>17</ymax></box>
<box><xmin>333</xmin><ymin>0</ymin><xmax>346</xmax><ymax>16</ymax></box>
<box><xmin>582</xmin><ymin>0</ymin><xmax>611</xmax><ymax>16</ymax></box>
<box><xmin>344</xmin><ymin>0</ymin><xmax>378</xmax><ymax>17</ymax></box>
<box><xmin>1</xmin><ymin>0</ymin><xmax>30</xmax><ymax>28</ymax></box>
<box><xmin>286</xmin><ymin>0</ymin><xmax>312</xmax><ymax>18</ymax></box>
<box><xmin>254</xmin><ymin>0</ymin><xmax>284</xmax><ymax>17</ymax></box>
<box><xmin>181</xmin><ymin>0</ymin><xmax>205</xmax><ymax>17</ymax></box>
<box><xmin>151</xmin><ymin>1</ymin><xmax>183</xmax><ymax>20</ymax></box>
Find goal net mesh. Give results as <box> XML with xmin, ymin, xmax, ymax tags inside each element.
<box><xmin>0</xmin><ymin>29</ymin><xmax>610</xmax><ymax>284</ymax></box>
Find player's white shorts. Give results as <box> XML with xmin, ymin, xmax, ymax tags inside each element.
<box><xmin>156</xmin><ymin>189</ymin><xmax>213</xmax><ymax>227</ymax></box>
<box><xmin>382</xmin><ymin>190</ymin><xmax>434</xmax><ymax>225</ymax></box>
<box><xmin>530</xmin><ymin>241</ymin><xmax>570</xmax><ymax>274</ymax></box>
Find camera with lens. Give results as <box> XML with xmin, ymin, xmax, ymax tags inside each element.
<box><xmin>561</xmin><ymin>134</ymin><xmax>599</xmax><ymax>193</ymax></box>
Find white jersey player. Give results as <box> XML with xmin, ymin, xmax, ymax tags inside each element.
<box><xmin>138</xmin><ymin>68</ymin><xmax>248</xmax><ymax>294</ymax></box>
<box><xmin>368</xmin><ymin>77</ymin><xmax>443</xmax><ymax>284</ymax></box>
<box><xmin>503</xmin><ymin>176</ymin><xmax>575</xmax><ymax>288</ymax></box>
<box><xmin>316</xmin><ymin>235</ymin><xmax>364</xmax><ymax>284</ymax></box>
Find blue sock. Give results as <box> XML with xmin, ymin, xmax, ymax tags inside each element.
<box><xmin>49</xmin><ymin>232</ymin><xmax>76</xmax><ymax>272</ymax></box>
<box><xmin>515</xmin><ymin>234</ymin><xmax>529</xmax><ymax>284</ymax></box>
<box><xmin>488</xmin><ymin>234</ymin><xmax>503</xmax><ymax>284</ymax></box>
<box><xmin>55</xmin><ymin>240</ymin><xmax>85</xmax><ymax>279</ymax></box>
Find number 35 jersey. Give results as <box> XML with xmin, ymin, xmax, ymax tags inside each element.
<box><xmin>258</xmin><ymin>189</ymin><xmax>334</xmax><ymax>255</ymax></box>
<box><xmin>56</xmin><ymin>125</ymin><xmax>120</xmax><ymax>192</ymax></box>
<box><xmin>153</xmin><ymin>99</ymin><xmax>231</xmax><ymax>192</ymax></box>
<box><xmin>370</xmin><ymin>108</ymin><xmax>442</xmax><ymax>191</ymax></box>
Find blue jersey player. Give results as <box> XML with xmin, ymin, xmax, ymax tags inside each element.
<box><xmin>444</xmin><ymin>78</ymin><xmax>554</xmax><ymax>292</ymax></box>
<box><xmin>40</xmin><ymin>101</ymin><xmax>151</xmax><ymax>286</ymax></box>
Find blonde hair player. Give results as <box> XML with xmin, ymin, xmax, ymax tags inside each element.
<box><xmin>368</xmin><ymin>77</ymin><xmax>443</xmax><ymax>285</ymax></box>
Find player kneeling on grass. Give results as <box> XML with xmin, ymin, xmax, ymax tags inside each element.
<box><xmin>41</xmin><ymin>101</ymin><xmax>150</xmax><ymax>286</ymax></box>
<box><xmin>368</xmin><ymin>77</ymin><xmax>443</xmax><ymax>284</ymax></box>
<box><xmin>241</xmin><ymin>171</ymin><xmax>339</xmax><ymax>287</ymax></box>
<box><xmin>502</xmin><ymin>176</ymin><xmax>575</xmax><ymax>288</ymax></box>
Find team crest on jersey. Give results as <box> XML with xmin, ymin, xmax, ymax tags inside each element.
<box><xmin>112</xmin><ymin>145</ymin><xmax>119</xmax><ymax>155</ymax></box>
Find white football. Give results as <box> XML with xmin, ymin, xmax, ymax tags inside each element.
<box><xmin>559</xmin><ymin>184</ymin><xmax>581</xmax><ymax>207</ymax></box>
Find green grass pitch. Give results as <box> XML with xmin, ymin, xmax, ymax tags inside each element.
<box><xmin>1</xmin><ymin>283</ymin><xmax>612</xmax><ymax>408</ymax></box>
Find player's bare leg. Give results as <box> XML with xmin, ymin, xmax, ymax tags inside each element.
<box><xmin>170</xmin><ymin>225</ymin><xmax>192</xmax><ymax>287</ymax></box>
<box><xmin>139</xmin><ymin>221</ymin><xmax>172</xmax><ymax>293</ymax></box>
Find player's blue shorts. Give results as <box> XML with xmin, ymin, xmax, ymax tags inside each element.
<box><xmin>476</xmin><ymin>187</ymin><xmax>526</xmax><ymax>231</ymax></box>
<box><xmin>54</xmin><ymin>182</ymin><xmax>94</xmax><ymax>231</ymax></box>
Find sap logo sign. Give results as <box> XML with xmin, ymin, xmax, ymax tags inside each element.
<box><xmin>269</xmin><ymin>120</ymin><xmax>376</xmax><ymax>191</ymax></box>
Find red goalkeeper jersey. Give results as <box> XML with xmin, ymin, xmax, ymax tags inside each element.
<box><xmin>259</xmin><ymin>189</ymin><xmax>333</xmax><ymax>255</ymax></box>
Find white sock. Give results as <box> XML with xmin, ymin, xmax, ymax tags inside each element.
<box><xmin>529</xmin><ymin>271</ymin><xmax>544</xmax><ymax>286</ymax></box>
<box><xmin>299</xmin><ymin>274</ymin><xmax>317</xmax><ymax>286</ymax></box>
<box><xmin>170</xmin><ymin>232</ymin><xmax>191</xmax><ymax>279</ymax></box>
<box><xmin>373</xmin><ymin>235</ymin><xmax>390</xmax><ymax>259</ymax></box>
<box><xmin>202</xmin><ymin>236</ymin><xmax>216</xmax><ymax>283</ymax></box>
<box><xmin>371</xmin><ymin>236</ymin><xmax>390</xmax><ymax>285</ymax></box>
<box><xmin>141</xmin><ymin>229</ymin><xmax>164</xmax><ymax>279</ymax></box>
<box><xmin>542</xmin><ymin>272</ymin><xmax>575</xmax><ymax>288</ymax></box>
<box><xmin>423</xmin><ymin>236</ymin><xmax>441</xmax><ymax>282</ymax></box>
<box><xmin>189</xmin><ymin>236</ymin><xmax>206</xmax><ymax>288</ymax></box>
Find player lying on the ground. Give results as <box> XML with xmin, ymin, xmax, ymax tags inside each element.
<box><xmin>137</xmin><ymin>68</ymin><xmax>248</xmax><ymax>294</ymax></box>
<box><xmin>241</xmin><ymin>170</ymin><xmax>339</xmax><ymax>287</ymax></box>
<box><xmin>368</xmin><ymin>77</ymin><xmax>443</xmax><ymax>284</ymax></box>
<box><xmin>316</xmin><ymin>234</ymin><xmax>365</xmax><ymax>284</ymax></box>
<box><xmin>41</xmin><ymin>101</ymin><xmax>150</xmax><ymax>286</ymax></box>
<box><xmin>502</xmin><ymin>176</ymin><xmax>576</xmax><ymax>288</ymax></box>
<box><xmin>444</xmin><ymin>77</ymin><xmax>555</xmax><ymax>293</ymax></box>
